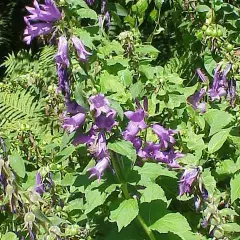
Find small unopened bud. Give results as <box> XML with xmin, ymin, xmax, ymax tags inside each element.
<box><xmin>24</xmin><ymin>212</ymin><xmax>35</xmax><ymax>223</ymax></box>
<box><xmin>49</xmin><ymin>226</ymin><xmax>61</xmax><ymax>235</ymax></box>
<box><xmin>30</xmin><ymin>191</ymin><xmax>42</xmax><ymax>203</ymax></box>
<box><xmin>6</xmin><ymin>184</ymin><xmax>14</xmax><ymax>195</ymax></box>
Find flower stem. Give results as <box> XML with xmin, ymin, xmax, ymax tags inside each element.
<box><xmin>110</xmin><ymin>154</ymin><xmax>157</xmax><ymax>240</ymax></box>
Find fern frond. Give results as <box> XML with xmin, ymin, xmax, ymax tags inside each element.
<box><xmin>39</xmin><ymin>46</ymin><xmax>56</xmax><ymax>68</ymax></box>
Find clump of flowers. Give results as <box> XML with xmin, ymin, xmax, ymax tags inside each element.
<box><xmin>24</xmin><ymin>0</ymin><xmax>61</xmax><ymax>44</ymax></box>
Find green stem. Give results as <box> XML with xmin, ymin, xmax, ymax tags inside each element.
<box><xmin>110</xmin><ymin>155</ymin><xmax>157</xmax><ymax>240</ymax></box>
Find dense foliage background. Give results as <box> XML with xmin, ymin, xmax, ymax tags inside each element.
<box><xmin>0</xmin><ymin>0</ymin><xmax>240</xmax><ymax>239</ymax></box>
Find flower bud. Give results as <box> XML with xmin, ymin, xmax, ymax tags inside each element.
<box><xmin>24</xmin><ymin>212</ymin><xmax>35</xmax><ymax>223</ymax></box>
<box><xmin>30</xmin><ymin>191</ymin><xmax>42</xmax><ymax>203</ymax></box>
<box><xmin>49</xmin><ymin>226</ymin><xmax>61</xmax><ymax>235</ymax></box>
<box><xmin>6</xmin><ymin>184</ymin><xmax>14</xmax><ymax>195</ymax></box>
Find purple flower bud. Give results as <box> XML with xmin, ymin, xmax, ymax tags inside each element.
<box><xmin>105</xmin><ymin>11</ymin><xmax>111</xmax><ymax>29</ymax></box>
<box><xmin>95</xmin><ymin>132</ymin><xmax>107</xmax><ymax>158</ymax></box>
<box><xmin>88</xmin><ymin>156</ymin><xmax>109</xmax><ymax>182</ymax></box>
<box><xmin>101</xmin><ymin>0</ymin><xmax>107</xmax><ymax>14</ymax></box>
<box><xmin>65</xmin><ymin>99</ymin><xmax>86</xmax><ymax>115</ymax></box>
<box><xmin>188</xmin><ymin>88</ymin><xmax>206</xmax><ymax>114</ymax></box>
<box><xmin>228</xmin><ymin>79</ymin><xmax>236</xmax><ymax>106</ymax></box>
<box><xmin>152</xmin><ymin>124</ymin><xmax>177</xmax><ymax>149</ymax></box>
<box><xmin>179</xmin><ymin>168</ymin><xmax>200</xmax><ymax>196</ymax></box>
<box><xmin>34</xmin><ymin>172</ymin><xmax>44</xmax><ymax>195</ymax></box>
<box><xmin>89</xmin><ymin>94</ymin><xmax>111</xmax><ymax>117</ymax></box>
<box><xmin>138</xmin><ymin>142</ymin><xmax>160</xmax><ymax>159</ymax></box>
<box><xmin>56</xmin><ymin>36</ymin><xmax>69</xmax><ymax>67</ymax></box>
<box><xmin>196</xmin><ymin>68</ymin><xmax>208</xmax><ymax>83</ymax></box>
<box><xmin>56</xmin><ymin>64</ymin><xmax>69</xmax><ymax>96</ymax></box>
<box><xmin>131</xmin><ymin>137</ymin><xmax>142</xmax><ymax>151</ymax></box>
<box><xmin>71</xmin><ymin>36</ymin><xmax>91</xmax><ymax>61</ymax></box>
<box><xmin>62</xmin><ymin>112</ymin><xmax>86</xmax><ymax>133</ymax></box>
<box><xmin>85</xmin><ymin>0</ymin><xmax>95</xmax><ymax>5</ymax></box>
<box><xmin>194</xmin><ymin>196</ymin><xmax>201</xmax><ymax>210</ymax></box>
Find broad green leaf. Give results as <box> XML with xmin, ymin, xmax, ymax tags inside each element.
<box><xmin>187</xmin><ymin>133</ymin><xmax>206</xmax><ymax>151</ymax></box>
<box><xmin>168</xmin><ymin>73</ymin><xmax>183</xmax><ymax>85</ymax></box>
<box><xmin>108</xmin><ymin>140</ymin><xmax>136</xmax><ymax>163</ymax></box>
<box><xmin>202</xmin><ymin>168</ymin><xmax>216</xmax><ymax>195</ymax></box>
<box><xmin>55</xmin><ymin>145</ymin><xmax>75</xmax><ymax>163</ymax></box>
<box><xmin>74</xmin><ymin>83</ymin><xmax>89</xmax><ymax>110</ymax></box>
<box><xmin>67</xmin><ymin>0</ymin><xmax>89</xmax><ymax>8</ymax></box>
<box><xmin>135</xmin><ymin>0</ymin><xmax>148</xmax><ymax>15</ymax></box>
<box><xmin>100</xmin><ymin>72</ymin><xmax>125</xmax><ymax>94</ymax></box>
<box><xmin>196</xmin><ymin>5</ymin><xmax>211</xmax><ymax>12</ymax></box>
<box><xmin>110</xmin><ymin>199</ymin><xmax>139</xmax><ymax>231</ymax></box>
<box><xmin>139</xmin><ymin>65</ymin><xmax>155</xmax><ymax>79</ymax></box>
<box><xmin>74</xmin><ymin>29</ymin><xmax>94</xmax><ymax>49</ymax></box>
<box><xmin>150</xmin><ymin>213</ymin><xmax>191</xmax><ymax>236</ymax></box>
<box><xmin>135</xmin><ymin>45</ymin><xmax>159</xmax><ymax>54</ymax></box>
<box><xmin>216</xmin><ymin>159</ymin><xmax>236</xmax><ymax>175</ymax></box>
<box><xmin>107</xmin><ymin>57</ymin><xmax>129</xmax><ymax>67</ymax></box>
<box><xmin>129</xmin><ymin>81</ymin><xmax>144</xmax><ymax>99</ymax></box>
<box><xmin>2</xmin><ymin>232</ymin><xmax>17</xmax><ymax>240</ymax></box>
<box><xmin>65</xmin><ymin>199</ymin><xmax>84</xmax><ymax>212</ymax></box>
<box><xmin>155</xmin><ymin>0</ymin><xmax>163</xmax><ymax>9</ymax></box>
<box><xmin>85</xmin><ymin>189</ymin><xmax>107</xmax><ymax>214</ymax></box>
<box><xmin>109</xmin><ymin>99</ymin><xmax>124</xmax><ymax>120</ymax></box>
<box><xmin>222</xmin><ymin>223</ymin><xmax>240</xmax><ymax>232</ymax></box>
<box><xmin>32</xmin><ymin>207</ymin><xmax>52</xmax><ymax>224</ymax></box>
<box><xmin>204</xmin><ymin>54</ymin><xmax>217</xmax><ymax>77</ymax></box>
<box><xmin>77</xmin><ymin>8</ymin><xmax>98</xmax><ymax>20</ymax></box>
<box><xmin>140</xmin><ymin>183</ymin><xmax>167</xmax><ymax>203</ymax></box>
<box><xmin>219</xmin><ymin>208</ymin><xmax>238</xmax><ymax>217</ymax></box>
<box><xmin>61</xmin><ymin>173</ymin><xmax>77</xmax><ymax>186</ymax></box>
<box><xmin>9</xmin><ymin>151</ymin><xmax>25</xmax><ymax>178</ymax></box>
<box><xmin>230</xmin><ymin>172</ymin><xmax>240</xmax><ymax>203</ymax></box>
<box><xmin>208</xmin><ymin>129</ymin><xmax>230</xmax><ymax>153</ymax></box>
<box><xmin>134</xmin><ymin>162</ymin><xmax>177</xmax><ymax>181</ymax></box>
<box><xmin>118</xmin><ymin>69</ymin><xmax>133</xmax><ymax>86</ymax></box>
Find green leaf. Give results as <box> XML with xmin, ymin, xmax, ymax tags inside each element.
<box><xmin>202</xmin><ymin>168</ymin><xmax>216</xmax><ymax>195</ymax></box>
<box><xmin>140</xmin><ymin>183</ymin><xmax>167</xmax><ymax>203</ymax></box>
<box><xmin>208</xmin><ymin>129</ymin><xmax>230</xmax><ymax>153</ymax></box>
<box><xmin>108</xmin><ymin>140</ymin><xmax>137</xmax><ymax>163</ymax></box>
<box><xmin>216</xmin><ymin>159</ymin><xmax>236</xmax><ymax>175</ymax></box>
<box><xmin>150</xmin><ymin>213</ymin><xmax>192</xmax><ymax>237</ymax></box>
<box><xmin>77</xmin><ymin>8</ymin><xmax>98</xmax><ymax>20</ymax></box>
<box><xmin>155</xmin><ymin>0</ymin><xmax>163</xmax><ymax>9</ymax></box>
<box><xmin>204</xmin><ymin>54</ymin><xmax>217</xmax><ymax>77</ymax></box>
<box><xmin>32</xmin><ymin>207</ymin><xmax>52</xmax><ymax>224</ymax></box>
<box><xmin>135</xmin><ymin>45</ymin><xmax>159</xmax><ymax>54</ymax></box>
<box><xmin>230</xmin><ymin>172</ymin><xmax>240</xmax><ymax>203</ymax></box>
<box><xmin>135</xmin><ymin>0</ymin><xmax>148</xmax><ymax>15</ymax></box>
<box><xmin>129</xmin><ymin>81</ymin><xmax>144</xmax><ymax>99</ymax></box>
<box><xmin>9</xmin><ymin>151</ymin><xmax>25</xmax><ymax>178</ymax></box>
<box><xmin>222</xmin><ymin>223</ymin><xmax>240</xmax><ymax>232</ymax></box>
<box><xmin>55</xmin><ymin>145</ymin><xmax>75</xmax><ymax>163</ymax></box>
<box><xmin>196</xmin><ymin>5</ymin><xmax>211</xmax><ymax>12</ymax></box>
<box><xmin>118</xmin><ymin>69</ymin><xmax>133</xmax><ymax>86</ymax></box>
<box><xmin>110</xmin><ymin>199</ymin><xmax>139</xmax><ymax>231</ymax></box>
<box><xmin>65</xmin><ymin>199</ymin><xmax>84</xmax><ymax>212</ymax></box>
<box><xmin>74</xmin><ymin>83</ymin><xmax>89</xmax><ymax>110</ymax></box>
<box><xmin>100</xmin><ymin>72</ymin><xmax>125</xmax><ymax>94</ymax></box>
<box><xmin>139</xmin><ymin>65</ymin><xmax>155</xmax><ymax>79</ymax></box>
<box><xmin>168</xmin><ymin>73</ymin><xmax>183</xmax><ymax>85</ymax></box>
<box><xmin>2</xmin><ymin>232</ymin><xmax>17</xmax><ymax>240</ymax></box>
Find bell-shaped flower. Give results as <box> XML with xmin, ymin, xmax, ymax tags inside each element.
<box><xmin>89</xmin><ymin>94</ymin><xmax>111</xmax><ymax>117</ymax></box>
<box><xmin>196</xmin><ymin>68</ymin><xmax>208</xmax><ymax>83</ymax></box>
<box><xmin>65</xmin><ymin>99</ymin><xmax>86</xmax><ymax>115</ymax></box>
<box><xmin>138</xmin><ymin>142</ymin><xmax>161</xmax><ymax>159</ymax></box>
<box><xmin>71</xmin><ymin>36</ymin><xmax>91</xmax><ymax>61</ymax></box>
<box><xmin>56</xmin><ymin>36</ymin><xmax>69</xmax><ymax>67</ymax></box>
<box><xmin>34</xmin><ymin>172</ymin><xmax>44</xmax><ymax>195</ymax></box>
<box><xmin>95</xmin><ymin>110</ymin><xmax>117</xmax><ymax>131</ymax></box>
<box><xmin>179</xmin><ymin>167</ymin><xmax>200</xmax><ymax>196</ymax></box>
<box><xmin>188</xmin><ymin>88</ymin><xmax>206</xmax><ymax>114</ymax></box>
<box><xmin>62</xmin><ymin>112</ymin><xmax>86</xmax><ymax>133</ymax></box>
<box><xmin>152</xmin><ymin>124</ymin><xmax>177</xmax><ymax>149</ymax></box>
<box><xmin>23</xmin><ymin>19</ymin><xmax>53</xmax><ymax>44</ymax></box>
<box><xmin>87</xmin><ymin>156</ymin><xmax>109</xmax><ymax>182</ymax></box>
<box><xmin>56</xmin><ymin>64</ymin><xmax>69</xmax><ymax>96</ymax></box>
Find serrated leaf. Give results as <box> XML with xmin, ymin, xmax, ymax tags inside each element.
<box><xmin>129</xmin><ymin>81</ymin><xmax>144</xmax><ymax>99</ymax></box>
<box><xmin>150</xmin><ymin>213</ymin><xmax>191</xmax><ymax>237</ymax></box>
<box><xmin>196</xmin><ymin>5</ymin><xmax>211</xmax><ymax>12</ymax></box>
<box><xmin>118</xmin><ymin>69</ymin><xmax>133</xmax><ymax>86</ymax></box>
<box><xmin>222</xmin><ymin>223</ymin><xmax>240</xmax><ymax>232</ymax></box>
<box><xmin>202</xmin><ymin>168</ymin><xmax>216</xmax><ymax>195</ymax></box>
<box><xmin>110</xmin><ymin>199</ymin><xmax>139</xmax><ymax>231</ymax></box>
<box><xmin>77</xmin><ymin>8</ymin><xmax>98</xmax><ymax>20</ymax></box>
<box><xmin>85</xmin><ymin>189</ymin><xmax>107</xmax><ymax>214</ymax></box>
<box><xmin>108</xmin><ymin>140</ymin><xmax>136</xmax><ymax>163</ymax></box>
<box><xmin>208</xmin><ymin>129</ymin><xmax>230</xmax><ymax>153</ymax></box>
<box><xmin>9</xmin><ymin>151</ymin><xmax>25</xmax><ymax>178</ymax></box>
<box><xmin>204</xmin><ymin>54</ymin><xmax>217</xmax><ymax>77</ymax></box>
<box><xmin>140</xmin><ymin>183</ymin><xmax>167</xmax><ymax>203</ymax></box>
<box><xmin>216</xmin><ymin>159</ymin><xmax>236</xmax><ymax>175</ymax></box>
<box><xmin>231</xmin><ymin>172</ymin><xmax>240</xmax><ymax>203</ymax></box>
<box><xmin>135</xmin><ymin>45</ymin><xmax>159</xmax><ymax>54</ymax></box>
<box><xmin>74</xmin><ymin>83</ymin><xmax>89</xmax><ymax>110</ymax></box>
<box><xmin>55</xmin><ymin>145</ymin><xmax>75</xmax><ymax>163</ymax></box>
<box><xmin>109</xmin><ymin>99</ymin><xmax>124</xmax><ymax>120</ymax></box>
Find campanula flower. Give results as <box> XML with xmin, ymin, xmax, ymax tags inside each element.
<box><xmin>227</xmin><ymin>79</ymin><xmax>236</xmax><ymax>106</ymax></box>
<box><xmin>65</xmin><ymin>99</ymin><xmax>86</xmax><ymax>115</ymax></box>
<box><xmin>188</xmin><ymin>88</ymin><xmax>206</xmax><ymax>114</ymax></box>
<box><xmin>34</xmin><ymin>172</ymin><xmax>44</xmax><ymax>195</ymax></box>
<box><xmin>137</xmin><ymin>142</ymin><xmax>161</xmax><ymax>159</ymax></box>
<box><xmin>56</xmin><ymin>64</ymin><xmax>69</xmax><ymax>96</ymax></box>
<box><xmin>62</xmin><ymin>112</ymin><xmax>86</xmax><ymax>133</ymax></box>
<box><xmin>89</xmin><ymin>94</ymin><xmax>111</xmax><ymax>117</ymax></box>
<box><xmin>56</xmin><ymin>36</ymin><xmax>69</xmax><ymax>67</ymax></box>
<box><xmin>152</xmin><ymin>124</ymin><xmax>177</xmax><ymax>149</ymax></box>
<box><xmin>196</xmin><ymin>68</ymin><xmax>208</xmax><ymax>83</ymax></box>
<box><xmin>94</xmin><ymin>110</ymin><xmax>117</xmax><ymax>131</ymax></box>
<box><xmin>71</xmin><ymin>36</ymin><xmax>91</xmax><ymax>61</ymax></box>
<box><xmin>179</xmin><ymin>167</ymin><xmax>200</xmax><ymax>196</ymax></box>
<box><xmin>88</xmin><ymin>156</ymin><xmax>109</xmax><ymax>182</ymax></box>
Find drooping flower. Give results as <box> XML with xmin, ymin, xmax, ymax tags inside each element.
<box><xmin>56</xmin><ymin>36</ymin><xmax>69</xmax><ymax>67</ymax></box>
<box><xmin>24</xmin><ymin>0</ymin><xmax>61</xmax><ymax>44</ymax></box>
<box><xmin>56</xmin><ymin>64</ymin><xmax>69</xmax><ymax>96</ymax></box>
<box><xmin>65</xmin><ymin>99</ymin><xmax>86</xmax><ymax>115</ymax></box>
<box><xmin>179</xmin><ymin>168</ymin><xmax>200</xmax><ymax>196</ymax></box>
<box><xmin>89</xmin><ymin>94</ymin><xmax>111</xmax><ymax>117</ymax></box>
<box><xmin>187</xmin><ymin>88</ymin><xmax>206</xmax><ymax>114</ymax></box>
<box><xmin>24</xmin><ymin>20</ymin><xmax>53</xmax><ymax>45</ymax></box>
<box><xmin>137</xmin><ymin>142</ymin><xmax>161</xmax><ymax>159</ymax></box>
<box><xmin>94</xmin><ymin>110</ymin><xmax>117</xmax><ymax>131</ymax></box>
<box><xmin>62</xmin><ymin>112</ymin><xmax>86</xmax><ymax>133</ymax></box>
<box><xmin>25</xmin><ymin>0</ymin><xmax>61</xmax><ymax>22</ymax></box>
<box><xmin>87</xmin><ymin>156</ymin><xmax>109</xmax><ymax>182</ymax></box>
<box><xmin>34</xmin><ymin>172</ymin><xmax>44</xmax><ymax>195</ymax></box>
<box><xmin>152</xmin><ymin>124</ymin><xmax>177</xmax><ymax>149</ymax></box>
<box><xmin>71</xmin><ymin>36</ymin><xmax>91</xmax><ymax>61</ymax></box>
<box><xmin>196</xmin><ymin>68</ymin><xmax>208</xmax><ymax>83</ymax></box>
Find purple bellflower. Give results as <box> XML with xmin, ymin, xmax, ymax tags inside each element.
<box><xmin>179</xmin><ymin>167</ymin><xmax>200</xmax><ymax>196</ymax></box>
<box><xmin>196</xmin><ymin>68</ymin><xmax>208</xmax><ymax>83</ymax></box>
<box><xmin>62</xmin><ymin>112</ymin><xmax>86</xmax><ymax>133</ymax></box>
<box><xmin>138</xmin><ymin>142</ymin><xmax>161</xmax><ymax>159</ymax></box>
<box><xmin>152</xmin><ymin>124</ymin><xmax>177</xmax><ymax>149</ymax></box>
<box><xmin>94</xmin><ymin>110</ymin><xmax>117</xmax><ymax>131</ymax></box>
<box><xmin>89</xmin><ymin>94</ymin><xmax>111</xmax><ymax>117</ymax></box>
<box><xmin>86</xmin><ymin>0</ymin><xmax>95</xmax><ymax>5</ymax></box>
<box><xmin>71</xmin><ymin>36</ymin><xmax>91</xmax><ymax>61</ymax></box>
<box><xmin>88</xmin><ymin>157</ymin><xmax>109</xmax><ymax>182</ymax></box>
<box><xmin>188</xmin><ymin>88</ymin><xmax>207</xmax><ymax>114</ymax></box>
<box><xmin>65</xmin><ymin>99</ymin><xmax>86</xmax><ymax>115</ymax></box>
<box><xmin>56</xmin><ymin>64</ymin><xmax>69</xmax><ymax>96</ymax></box>
<box><xmin>34</xmin><ymin>172</ymin><xmax>44</xmax><ymax>195</ymax></box>
<box><xmin>56</xmin><ymin>36</ymin><xmax>69</xmax><ymax>67</ymax></box>
<box><xmin>227</xmin><ymin>79</ymin><xmax>236</xmax><ymax>106</ymax></box>
<box><xmin>24</xmin><ymin>0</ymin><xmax>61</xmax><ymax>44</ymax></box>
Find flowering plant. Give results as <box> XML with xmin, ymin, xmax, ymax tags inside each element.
<box><xmin>0</xmin><ymin>0</ymin><xmax>240</xmax><ymax>239</ymax></box>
